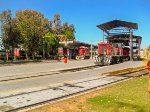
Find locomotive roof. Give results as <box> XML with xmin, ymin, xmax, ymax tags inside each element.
<box><xmin>97</xmin><ymin>20</ymin><xmax>138</xmax><ymax>34</ymax></box>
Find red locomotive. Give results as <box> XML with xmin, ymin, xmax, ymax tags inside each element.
<box><xmin>57</xmin><ymin>46</ymin><xmax>90</xmax><ymax>60</ymax></box>
<box><xmin>94</xmin><ymin>42</ymin><xmax>130</xmax><ymax>65</ymax></box>
<box><xmin>76</xmin><ymin>46</ymin><xmax>90</xmax><ymax>59</ymax></box>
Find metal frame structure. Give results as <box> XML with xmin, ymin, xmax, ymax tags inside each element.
<box><xmin>0</xmin><ymin>18</ymin><xmax>3</xmax><ymax>50</ymax></box>
<box><xmin>97</xmin><ymin>20</ymin><xmax>139</xmax><ymax>61</ymax></box>
<box><xmin>106</xmin><ymin>34</ymin><xmax>142</xmax><ymax>57</ymax></box>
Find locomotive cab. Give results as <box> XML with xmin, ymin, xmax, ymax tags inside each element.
<box><xmin>94</xmin><ymin>42</ymin><xmax>113</xmax><ymax>65</ymax></box>
<box><xmin>94</xmin><ymin>42</ymin><xmax>125</xmax><ymax>65</ymax></box>
<box><xmin>76</xmin><ymin>46</ymin><xmax>90</xmax><ymax>60</ymax></box>
<box><xmin>98</xmin><ymin>42</ymin><xmax>112</xmax><ymax>55</ymax></box>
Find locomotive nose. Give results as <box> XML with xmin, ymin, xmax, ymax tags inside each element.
<box><xmin>94</xmin><ymin>55</ymin><xmax>100</xmax><ymax>65</ymax></box>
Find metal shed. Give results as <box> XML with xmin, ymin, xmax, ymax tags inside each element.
<box><xmin>97</xmin><ymin>20</ymin><xmax>141</xmax><ymax>61</ymax></box>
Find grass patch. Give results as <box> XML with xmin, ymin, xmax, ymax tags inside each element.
<box><xmin>88</xmin><ymin>76</ymin><xmax>150</xmax><ymax>112</ymax></box>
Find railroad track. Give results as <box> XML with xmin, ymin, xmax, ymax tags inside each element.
<box><xmin>0</xmin><ymin>68</ymin><xmax>148</xmax><ymax>112</ymax></box>
<box><xmin>0</xmin><ymin>65</ymin><xmax>100</xmax><ymax>83</ymax></box>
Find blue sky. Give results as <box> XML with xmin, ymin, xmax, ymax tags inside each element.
<box><xmin>0</xmin><ymin>0</ymin><xmax>150</xmax><ymax>48</ymax></box>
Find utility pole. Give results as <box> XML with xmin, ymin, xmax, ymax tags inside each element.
<box><xmin>130</xmin><ymin>29</ymin><xmax>133</xmax><ymax>61</ymax></box>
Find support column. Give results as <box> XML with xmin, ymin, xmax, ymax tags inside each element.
<box><xmin>67</xmin><ymin>48</ymin><xmax>69</xmax><ymax>59</ymax></box>
<box><xmin>102</xmin><ymin>31</ymin><xmax>104</xmax><ymax>42</ymax></box>
<box><xmin>0</xmin><ymin>19</ymin><xmax>3</xmax><ymax>50</ymax></box>
<box><xmin>130</xmin><ymin>30</ymin><xmax>133</xmax><ymax>61</ymax></box>
<box><xmin>138</xmin><ymin>39</ymin><xmax>141</xmax><ymax>56</ymax></box>
<box><xmin>91</xmin><ymin>40</ymin><xmax>93</xmax><ymax>59</ymax></box>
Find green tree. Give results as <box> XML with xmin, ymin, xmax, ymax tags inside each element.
<box><xmin>0</xmin><ymin>9</ymin><xmax>76</xmax><ymax>60</ymax></box>
<box><xmin>65</xmin><ymin>29</ymin><xmax>75</xmax><ymax>40</ymax></box>
<box><xmin>0</xmin><ymin>10</ymin><xmax>19</xmax><ymax>60</ymax></box>
<box><xmin>0</xmin><ymin>10</ymin><xmax>11</xmax><ymax>50</ymax></box>
<box><xmin>44</xmin><ymin>32</ymin><xmax>59</xmax><ymax>57</ymax></box>
<box><xmin>15</xmin><ymin>9</ymin><xmax>50</xmax><ymax>60</ymax></box>
<box><xmin>68</xmin><ymin>24</ymin><xmax>75</xmax><ymax>32</ymax></box>
<box><xmin>51</xmin><ymin>14</ymin><xmax>76</xmax><ymax>41</ymax></box>
<box><xmin>62</xmin><ymin>22</ymin><xmax>68</xmax><ymax>32</ymax></box>
<box><xmin>53</xmin><ymin>14</ymin><xmax>62</xmax><ymax>35</ymax></box>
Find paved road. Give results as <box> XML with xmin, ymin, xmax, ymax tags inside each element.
<box><xmin>0</xmin><ymin>61</ymin><xmax>146</xmax><ymax>111</ymax></box>
<box><xmin>0</xmin><ymin>61</ymin><xmax>144</xmax><ymax>96</ymax></box>
<box><xmin>0</xmin><ymin>60</ymin><xmax>145</xmax><ymax>111</ymax></box>
<box><xmin>0</xmin><ymin>59</ymin><xmax>95</xmax><ymax>78</ymax></box>
<box><xmin>0</xmin><ymin>60</ymin><xmax>144</xmax><ymax>78</ymax></box>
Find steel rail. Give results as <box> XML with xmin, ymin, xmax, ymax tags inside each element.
<box><xmin>1</xmin><ymin>68</ymin><xmax>148</xmax><ymax>112</ymax></box>
<box><xmin>0</xmin><ymin>65</ymin><xmax>100</xmax><ymax>83</ymax></box>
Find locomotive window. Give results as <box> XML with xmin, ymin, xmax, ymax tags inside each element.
<box><xmin>99</xmin><ymin>46</ymin><xmax>106</xmax><ymax>55</ymax></box>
